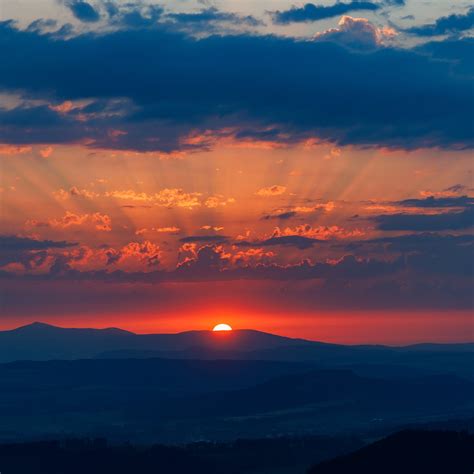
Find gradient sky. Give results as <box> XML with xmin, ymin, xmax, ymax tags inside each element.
<box><xmin>0</xmin><ymin>0</ymin><xmax>473</xmax><ymax>343</ymax></box>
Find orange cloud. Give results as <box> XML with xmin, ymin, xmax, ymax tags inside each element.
<box><xmin>39</xmin><ymin>146</ymin><xmax>54</xmax><ymax>158</ymax></box>
<box><xmin>256</xmin><ymin>185</ymin><xmax>287</xmax><ymax>197</ymax></box>
<box><xmin>273</xmin><ymin>224</ymin><xmax>364</xmax><ymax>240</ymax></box>
<box><xmin>0</xmin><ymin>144</ymin><xmax>32</xmax><ymax>155</ymax></box>
<box><xmin>106</xmin><ymin>188</ymin><xmax>202</xmax><ymax>209</ymax></box>
<box><xmin>135</xmin><ymin>226</ymin><xmax>181</xmax><ymax>235</ymax></box>
<box><xmin>54</xmin><ymin>186</ymin><xmax>99</xmax><ymax>200</ymax></box>
<box><xmin>28</xmin><ymin>211</ymin><xmax>112</xmax><ymax>231</ymax></box>
<box><xmin>204</xmin><ymin>195</ymin><xmax>236</xmax><ymax>208</ymax></box>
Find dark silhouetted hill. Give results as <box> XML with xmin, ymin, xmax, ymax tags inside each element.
<box><xmin>0</xmin><ymin>323</ymin><xmax>314</xmax><ymax>362</ymax></box>
<box><xmin>1</xmin><ymin>323</ymin><xmax>473</xmax><ymax>382</ymax></box>
<box><xmin>308</xmin><ymin>430</ymin><xmax>474</xmax><ymax>474</ymax></box>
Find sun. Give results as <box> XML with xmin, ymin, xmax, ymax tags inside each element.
<box><xmin>213</xmin><ymin>323</ymin><xmax>233</xmax><ymax>332</ymax></box>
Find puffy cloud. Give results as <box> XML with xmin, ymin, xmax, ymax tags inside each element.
<box><xmin>116</xmin><ymin>241</ymin><xmax>161</xmax><ymax>267</ymax></box>
<box><xmin>237</xmin><ymin>225</ymin><xmax>365</xmax><ymax>249</ymax></box>
<box><xmin>256</xmin><ymin>185</ymin><xmax>287</xmax><ymax>197</ymax></box>
<box><xmin>0</xmin><ymin>144</ymin><xmax>31</xmax><ymax>155</ymax></box>
<box><xmin>54</xmin><ymin>186</ymin><xmax>99</xmax><ymax>200</ymax></box>
<box><xmin>272</xmin><ymin>2</ymin><xmax>380</xmax><ymax>24</ymax></box>
<box><xmin>274</xmin><ymin>224</ymin><xmax>365</xmax><ymax>240</ymax></box>
<box><xmin>177</xmin><ymin>244</ymin><xmax>230</xmax><ymax>272</ymax></box>
<box><xmin>314</xmin><ymin>16</ymin><xmax>397</xmax><ymax>50</ymax></box>
<box><xmin>106</xmin><ymin>188</ymin><xmax>202</xmax><ymax>209</ymax></box>
<box><xmin>39</xmin><ymin>146</ymin><xmax>54</xmax><ymax>158</ymax></box>
<box><xmin>27</xmin><ymin>211</ymin><xmax>112</xmax><ymax>231</ymax></box>
<box><xmin>204</xmin><ymin>195</ymin><xmax>236</xmax><ymax>208</ymax></box>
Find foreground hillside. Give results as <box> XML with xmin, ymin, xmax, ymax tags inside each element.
<box><xmin>0</xmin><ymin>358</ymin><xmax>472</xmax><ymax>443</ymax></box>
<box><xmin>309</xmin><ymin>430</ymin><xmax>474</xmax><ymax>474</ymax></box>
<box><xmin>0</xmin><ymin>431</ymin><xmax>471</xmax><ymax>474</ymax></box>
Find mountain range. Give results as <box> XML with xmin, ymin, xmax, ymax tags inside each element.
<box><xmin>1</xmin><ymin>322</ymin><xmax>472</xmax><ymax>364</ymax></box>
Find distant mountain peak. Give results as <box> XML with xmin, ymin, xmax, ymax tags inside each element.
<box><xmin>9</xmin><ymin>322</ymin><xmax>134</xmax><ymax>336</ymax></box>
<box><xmin>14</xmin><ymin>321</ymin><xmax>59</xmax><ymax>332</ymax></box>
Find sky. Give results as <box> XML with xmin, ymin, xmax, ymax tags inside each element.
<box><xmin>0</xmin><ymin>0</ymin><xmax>473</xmax><ymax>343</ymax></box>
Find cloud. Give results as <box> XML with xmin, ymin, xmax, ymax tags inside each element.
<box><xmin>54</xmin><ymin>186</ymin><xmax>99</xmax><ymax>200</ymax></box>
<box><xmin>262</xmin><ymin>211</ymin><xmax>297</xmax><ymax>220</ymax></box>
<box><xmin>64</xmin><ymin>1</ymin><xmax>100</xmax><ymax>23</ymax></box>
<box><xmin>406</xmin><ymin>7</ymin><xmax>474</xmax><ymax>37</ymax></box>
<box><xmin>39</xmin><ymin>146</ymin><xmax>54</xmax><ymax>158</ymax></box>
<box><xmin>272</xmin><ymin>2</ymin><xmax>380</xmax><ymax>24</ymax></box>
<box><xmin>204</xmin><ymin>195</ymin><xmax>236</xmax><ymax>208</ymax></box>
<box><xmin>262</xmin><ymin>202</ymin><xmax>336</xmax><ymax>220</ymax></box>
<box><xmin>236</xmin><ymin>235</ymin><xmax>321</xmax><ymax>250</ymax></box>
<box><xmin>168</xmin><ymin>7</ymin><xmax>262</xmax><ymax>28</ymax></box>
<box><xmin>105</xmin><ymin>3</ymin><xmax>164</xmax><ymax>29</ymax></box>
<box><xmin>314</xmin><ymin>16</ymin><xmax>397</xmax><ymax>50</ymax></box>
<box><xmin>0</xmin><ymin>144</ymin><xmax>31</xmax><ymax>155</ymax></box>
<box><xmin>113</xmin><ymin>241</ymin><xmax>161</xmax><ymax>267</ymax></box>
<box><xmin>256</xmin><ymin>185</ymin><xmax>287</xmax><ymax>197</ymax></box>
<box><xmin>239</xmin><ymin>225</ymin><xmax>364</xmax><ymax>248</ymax></box>
<box><xmin>398</xmin><ymin>195</ymin><xmax>474</xmax><ymax>208</ymax></box>
<box><xmin>179</xmin><ymin>235</ymin><xmax>230</xmax><ymax>244</ymax></box>
<box><xmin>0</xmin><ymin>235</ymin><xmax>77</xmax><ymax>269</ymax></box>
<box><xmin>0</xmin><ymin>22</ymin><xmax>472</xmax><ymax>150</ymax></box>
<box><xmin>201</xmin><ymin>225</ymin><xmax>224</xmax><ymax>232</ymax></box>
<box><xmin>135</xmin><ymin>226</ymin><xmax>181</xmax><ymax>235</ymax></box>
<box><xmin>27</xmin><ymin>211</ymin><xmax>112</xmax><ymax>231</ymax></box>
<box><xmin>373</xmin><ymin>207</ymin><xmax>474</xmax><ymax>231</ymax></box>
<box><xmin>419</xmin><ymin>184</ymin><xmax>470</xmax><ymax>198</ymax></box>
<box><xmin>106</xmin><ymin>188</ymin><xmax>202</xmax><ymax>209</ymax></box>
<box><xmin>2</xmin><ymin>233</ymin><xmax>472</xmax><ymax>309</ymax></box>
<box><xmin>0</xmin><ymin>235</ymin><xmax>76</xmax><ymax>251</ymax></box>
<box><xmin>177</xmin><ymin>244</ymin><xmax>230</xmax><ymax>272</ymax></box>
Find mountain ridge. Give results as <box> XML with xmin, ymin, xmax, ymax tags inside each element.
<box><xmin>0</xmin><ymin>322</ymin><xmax>472</xmax><ymax>366</ymax></box>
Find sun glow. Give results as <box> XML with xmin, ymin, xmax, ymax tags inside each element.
<box><xmin>213</xmin><ymin>323</ymin><xmax>233</xmax><ymax>332</ymax></box>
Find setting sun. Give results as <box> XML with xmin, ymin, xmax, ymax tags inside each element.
<box><xmin>213</xmin><ymin>323</ymin><xmax>233</xmax><ymax>332</ymax></box>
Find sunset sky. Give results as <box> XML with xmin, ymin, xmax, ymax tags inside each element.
<box><xmin>0</xmin><ymin>0</ymin><xmax>473</xmax><ymax>343</ymax></box>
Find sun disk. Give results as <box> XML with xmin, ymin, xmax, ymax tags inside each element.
<box><xmin>213</xmin><ymin>323</ymin><xmax>233</xmax><ymax>331</ymax></box>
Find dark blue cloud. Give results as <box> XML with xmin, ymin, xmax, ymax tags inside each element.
<box><xmin>0</xmin><ymin>235</ymin><xmax>77</xmax><ymax>251</ymax></box>
<box><xmin>65</xmin><ymin>1</ymin><xmax>100</xmax><ymax>23</ymax></box>
<box><xmin>416</xmin><ymin>38</ymin><xmax>474</xmax><ymax>76</ymax></box>
<box><xmin>236</xmin><ymin>235</ymin><xmax>322</xmax><ymax>249</ymax></box>
<box><xmin>397</xmin><ymin>196</ymin><xmax>474</xmax><ymax>208</ymax></box>
<box><xmin>179</xmin><ymin>235</ymin><xmax>230</xmax><ymax>243</ymax></box>
<box><xmin>373</xmin><ymin>207</ymin><xmax>474</xmax><ymax>231</ymax></box>
<box><xmin>106</xmin><ymin>3</ymin><xmax>164</xmax><ymax>28</ymax></box>
<box><xmin>169</xmin><ymin>7</ymin><xmax>262</xmax><ymax>27</ymax></box>
<box><xmin>262</xmin><ymin>211</ymin><xmax>298</xmax><ymax>220</ymax></box>
<box><xmin>0</xmin><ymin>235</ymin><xmax>77</xmax><ymax>268</ymax></box>
<box><xmin>272</xmin><ymin>2</ymin><xmax>380</xmax><ymax>24</ymax></box>
<box><xmin>0</xmin><ymin>22</ymin><xmax>472</xmax><ymax>151</ymax></box>
<box><xmin>406</xmin><ymin>7</ymin><xmax>474</xmax><ymax>37</ymax></box>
